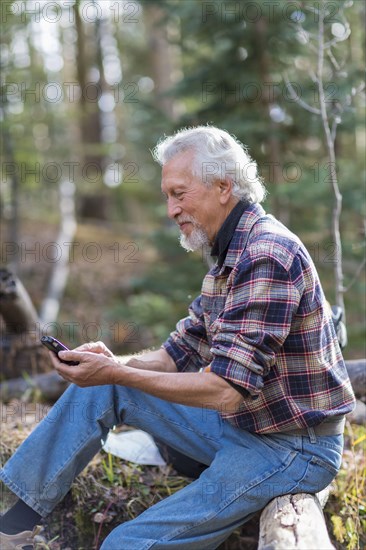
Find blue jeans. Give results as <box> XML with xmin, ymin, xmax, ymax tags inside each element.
<box><xmin>0</xmin><ymin>383</ymin><xmax>343</xmax><ymax>550</ymax></box>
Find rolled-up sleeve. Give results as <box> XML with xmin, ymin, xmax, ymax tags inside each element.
<box><xmin>162</xmin><ymin>295</ymin><xmax>211</xmax><ymax>372</ymax></box>
<box><xmin>209</xmin><ymin>253</ymin><xmax>301</xmax><ymax>397</ymax></box>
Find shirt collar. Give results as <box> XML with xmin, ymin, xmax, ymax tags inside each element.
<box><xmin>210</xmin><ymin>201</ymin><xmax>248</xmax><ymax>268</ymax></box>
<box><xmin>211</xmin><ymin>202</ymin><xmax>266</xmax><ymax>272</ymax></box>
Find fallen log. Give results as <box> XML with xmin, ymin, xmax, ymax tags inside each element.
<box><xmin>0</xmin><ymin>371</ymin><xmax>69</xmax><ymax>401</ymax></box>
<box><xmin>347</xmin><ymin>399</ymin><xmax>366</xmax><ymax>425</ymax></box>
<box><xmin>345</xmin><ymin>359</ymin><xmax>366</xmax><ymax>400</ymax></box>
<box><xmin>0</xmin><ymin>330</ymin><xmax>52</xmax><ymax>380</ymax></box>
<box><xmin>258</xmin><ymin>488</ymin><xmax>334</xmax><ymax>550</ymax></box>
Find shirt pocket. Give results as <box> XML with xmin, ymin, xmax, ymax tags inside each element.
<box><xmin>201</xmin><ymin>293</ymin><xmax>227</xmax><ymax>325</ymax></box>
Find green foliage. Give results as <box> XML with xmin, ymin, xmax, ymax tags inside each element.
<box><xmin>101</xmin><ymin>452</ymin><xmax>120</xmax><ymax>485</ymax></box>
<box><xmin>105</xmin><ymin>228</ymin><xmax>208</xmax><ymax>352</ymax></box>
<box><xmin>327</xmin><ymin>423</ymin><xmax>366</xmax><ymax>549</ymax></box>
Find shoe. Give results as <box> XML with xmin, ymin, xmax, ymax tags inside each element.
<box><xmin>0</xmin><ymin>525</ymin><xmax>45</xmax><ymax>549</ymax></box>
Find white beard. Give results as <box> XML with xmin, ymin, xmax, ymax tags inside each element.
<box><xmin>179</xmin><ymin>225</ymin><xmax>210</xmax><ymax>252</ymax></box>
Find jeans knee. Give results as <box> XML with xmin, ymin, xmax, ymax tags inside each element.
<box><xmin>48</xmin><ymin>384</ymin><xmax>117</xmax><ymax>428</ymax></box>
<box><xmin>99</xmin><ymin>522</ymin><xmax>153</xmax><ymax>550</ymax></box>
<box><xmin>99</xmin><ymin>527</ymin><xmax>121</xmax><ymax>550</ymax></box>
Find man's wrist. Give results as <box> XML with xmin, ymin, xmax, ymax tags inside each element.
<box><xmin>107</xmin><ymin>357</ymin><xmax>121</xmax><ymax>385</ymax></box>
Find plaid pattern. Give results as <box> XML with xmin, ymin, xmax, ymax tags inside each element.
<box><xmin>163</xmin><ymin>203</ymin><xmax>355</xmax><ymax>433</ymax></box>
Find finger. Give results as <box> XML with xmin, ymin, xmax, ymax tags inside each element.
<box><xmin>74</xmin><ymin>342</ymin><xmax>112</xmax><ymax>356</ymax></box>
<box><xmin>73</xmin><ymin>342</ymin><xmax>97</xmax><ymax>352</ymax></box>
<box><xmin>48</xmin><ymin>350</ymin><xmax>61</xmax><ymax>368</ymax></box>
<box><xmin>54</xmin><ymin>361</ymin><xmax>75</xmax><ymax>382</ymax></box>
<box><xmin>49</xmin><ymin>351</ymin><xmax>72</xmax><ymax>378</ymax></box>
<box><xmin>58</xmin><ymin>350</ymin><xmax>84</xmax><ymax>362</ymax></box>
<box><xmin>92</xmin><ymin>341</ymin><xmax>113</xmax><ymax>356</ymax></box>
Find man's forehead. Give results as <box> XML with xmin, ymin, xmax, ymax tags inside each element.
<box><xmin>161</xmin><ymin>175</ymin><xmax>191</xmax><ymax>195</ymax></box>
<box><xmin>161</xmin><ymin>150</ymin><xmax>196</xmax><ymax>190</ymax></box>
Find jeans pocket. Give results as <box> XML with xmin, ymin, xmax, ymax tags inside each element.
<box><xmin>262</xmin><ymin>433</ymin><xmax>302</xmax><ymax>454</ymax></box>
<box><xmin>310</xmin><ymin>455</ymin><xmax>340</xmax><ymax>476</ymax></box>
<box><xmin>294</xmin><ymin>455</ymin><xmax>340</xmax><ymax>494</ymax></box>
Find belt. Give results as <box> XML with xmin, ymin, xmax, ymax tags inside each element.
<box><xmin>282</xmin><ymin>415</ymin><xmax>346</xmax><ymax>436</ymax></box>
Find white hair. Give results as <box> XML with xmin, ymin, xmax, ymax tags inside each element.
<box><xmin>152</xmin><ymin>125</ymin><xmax>266</xmax><ymax>203</ymax></box>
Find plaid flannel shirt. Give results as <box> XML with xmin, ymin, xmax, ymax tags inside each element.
<box><xmin>163</xmin><ymin>203</ymin><xmax>355</xmax><ymax>434</ymax></box>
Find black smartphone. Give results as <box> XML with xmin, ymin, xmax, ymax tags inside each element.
<box><xmin>41</xmin><ymin>336</ymin><xmax>79</xmax><ymax>366</ymax></box>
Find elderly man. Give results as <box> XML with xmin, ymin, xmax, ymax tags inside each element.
<box><xmin>0</xmin><ymin>126</ymin><xmax>355</xmax><ymax>550</ymax></box>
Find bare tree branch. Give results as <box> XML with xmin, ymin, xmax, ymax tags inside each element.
<box><xmin>317</xmin><ymin>0</ymin><xmax>345</xmax><ymax>313</ymax></box>
<box><xmin>344</xmin><ymin>257</ymin><xmax>366</xmax><ymax>293</ymax></box>
<box><xmin>324</xmin><ymin>25</ymin><xmax>351</xmax><ymax>50</ymax></box>
<box><xmin>331</xmin><ymin>117</ymin><xmax>339</xmax><ymax>143</ymax></box>
<box><xmin>286</xmin><ymin>2</ymin><xmax>361</xmax><ymax>316</ymax></box>
<box><xmin>283</xmin><ymin>73</ymin><xmax>321</xmax><ymax>115</ymax></box>
<box><xmin>309</xmin><ymin>69</ymin><xmax>319</xmax><ymax>85</ymax></box>
<box><xmin>351</xmin><ymin>82</ymin><xmax>365</xmax><ymax>97</ymax></box>
<box><xmin>327</xmin><ymin>52</ymin><xmax>340</xmax><ymax>72</ymax></box>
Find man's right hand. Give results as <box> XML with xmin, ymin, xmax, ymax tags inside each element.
<box><xmin>73</xmin><ymin>341</ymin><xmax>115</xmax><ymax>358</ymax></box>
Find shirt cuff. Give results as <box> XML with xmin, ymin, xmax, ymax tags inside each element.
<box><xmin>162</xmin><ymin>338</ymin><xmax>202</xmax><ymax>372</ymax></box>
<box><xmin>209</xmin><ymin>353</ymin><xmax>263</xmax><ymax>398</ymax></box>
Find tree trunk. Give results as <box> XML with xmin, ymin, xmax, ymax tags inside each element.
<box><xmin>254</xmin><ymin>18</ymin><xmax>288</xmax><ymax>226</ymax></box>
<box><xmin>144</xmin><ymin>4</ymin><xmax>180</xmax><ymax>120</ymax></box>
<box><xmin>74</xmin><ymin>0</ymin><xmax>103</xmax><ymax>171</ymax></box>
<box><xmin>2</xmin><ymin>122</ymin><xmax>20</xmax><ymax>274</ymax></box>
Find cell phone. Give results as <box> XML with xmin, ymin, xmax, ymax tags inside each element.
<box><xmin>41</xmin><ymin>336</ymin><xmax>79</xmax><ymax>366</ymax></box>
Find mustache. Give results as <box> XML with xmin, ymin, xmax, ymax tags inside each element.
<box><xmin>176</xmin><ymin>215</ymin><xmax>198</xmax><ymax>225</ymax></box>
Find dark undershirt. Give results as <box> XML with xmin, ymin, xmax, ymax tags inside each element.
<box><xmin>210</xmin><ymin>200</ymin><xmax>248</xmax><ymax>268</ymax></box>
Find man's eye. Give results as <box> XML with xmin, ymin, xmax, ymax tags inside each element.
<box><xmin>176</xmin><ymin>192</ymin><xmax>184</xmax><ymax>199</ymax></box>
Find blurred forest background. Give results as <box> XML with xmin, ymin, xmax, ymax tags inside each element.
<box><xmin>1</xmin><ymin>0</ymin><xmax>365</xmax><ymax>358</ymax></box>
<box><xmin>0</xmin><ymin>1</ymin><xmax>365</xmax><ymax>549</ymax></box>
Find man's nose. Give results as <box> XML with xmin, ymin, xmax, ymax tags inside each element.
<box><xmin>167</xmin><ymin>198</ymin><xmax>182</xmax><ymax>219</ymax></box>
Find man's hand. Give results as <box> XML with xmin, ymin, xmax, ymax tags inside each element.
<box><xmin>72</xmin><ymin>340</ymin><xmax>115</xmax><ymax>357</ymax></box>
<box><xmin>49</xmin><ymin>343</ymin><xmax>120</xmax><ymax>387</ymax></box>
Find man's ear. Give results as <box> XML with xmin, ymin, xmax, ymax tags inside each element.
<box><xmin>218</xmin><ymin>178</ymin><xmax>234</xmax><ymax>204</ymax></box>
